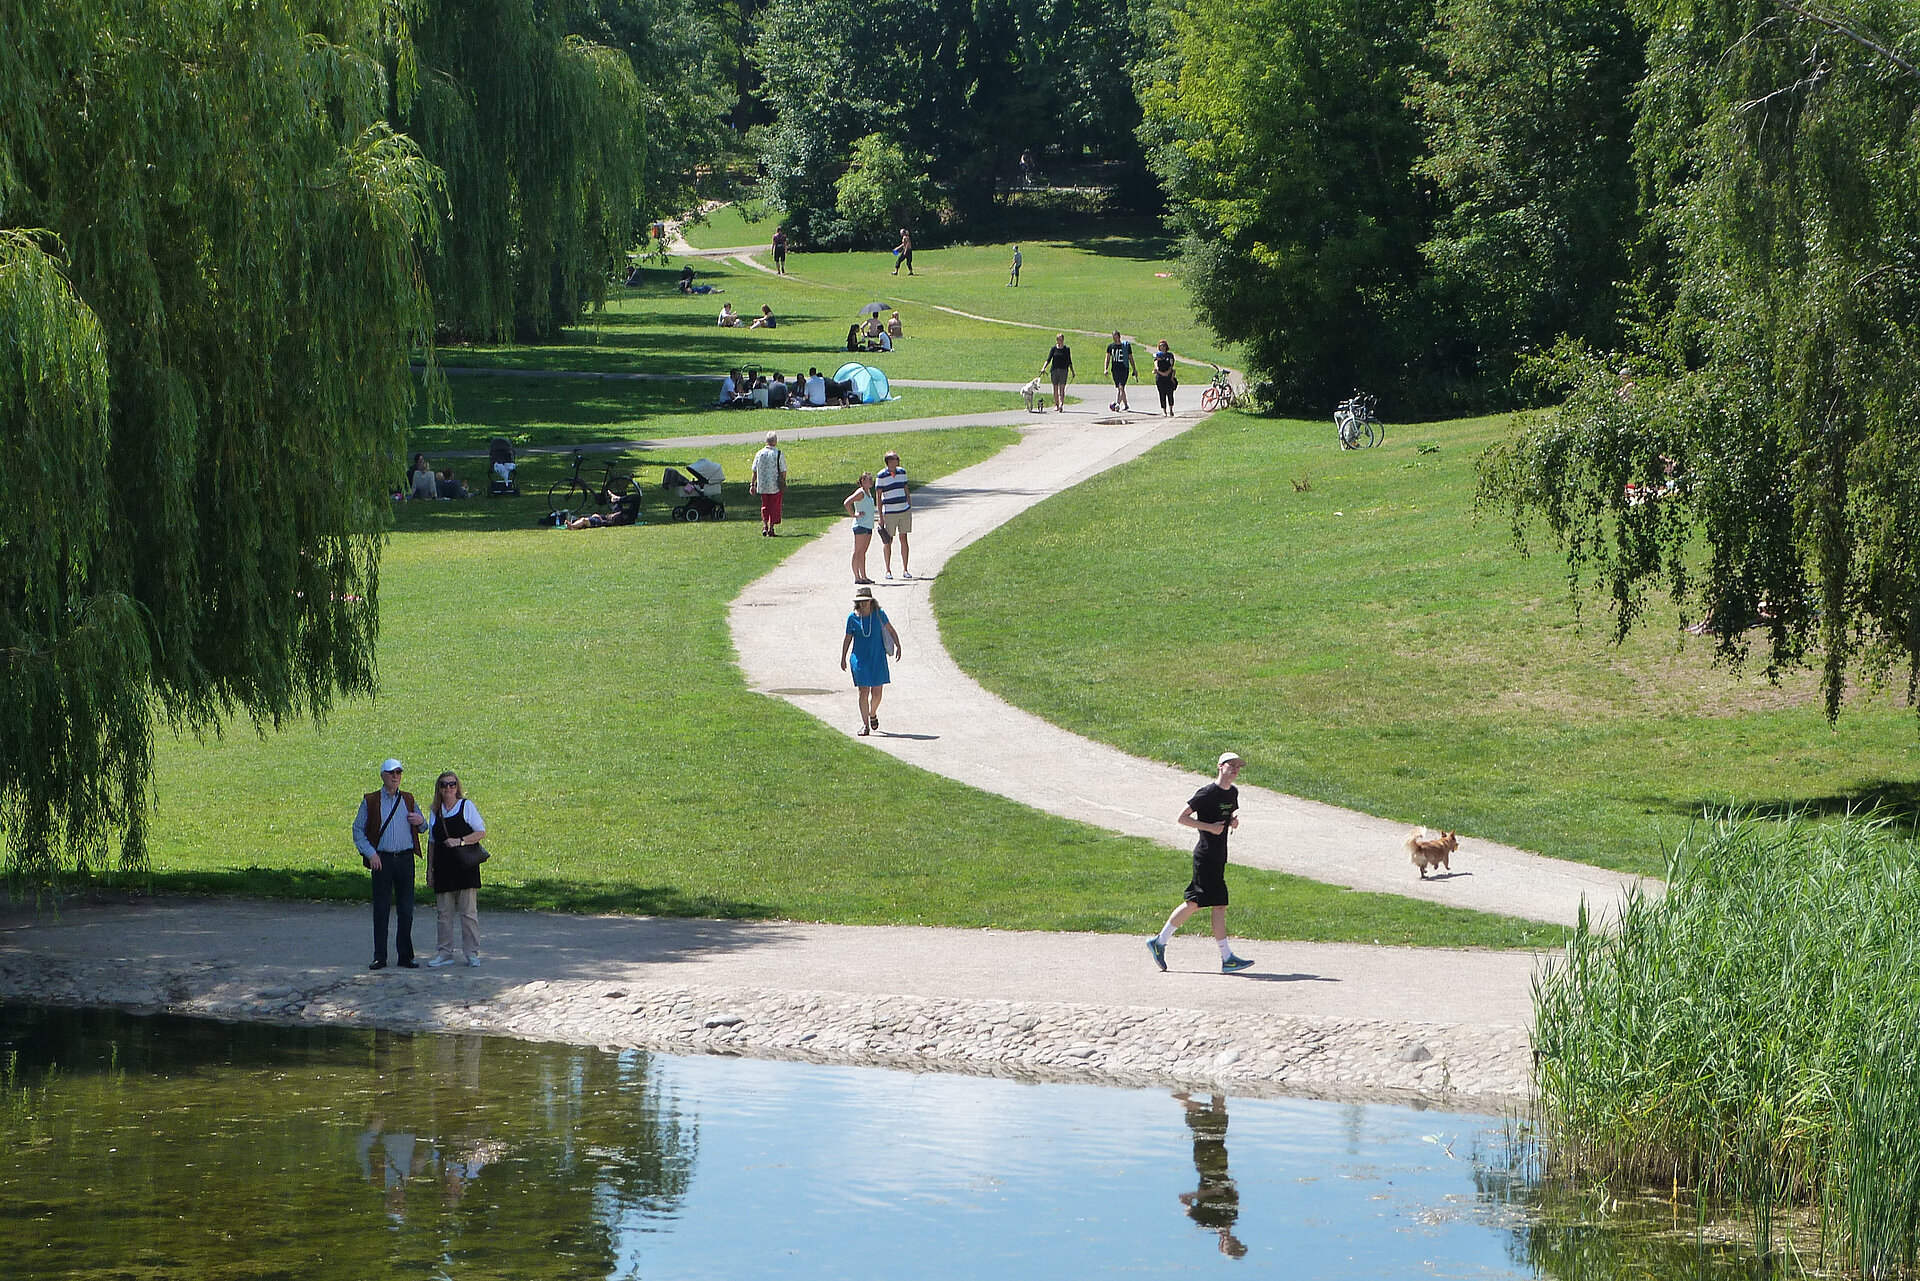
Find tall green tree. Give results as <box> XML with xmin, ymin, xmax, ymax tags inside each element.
<box><xmin>404</xmin><ymin>0</ymin><xmax>645</xmax><ymax>340</ymax></box>
<box><xmin>1137</xmin><ymin>0</ymin><xmax>1449</xmax><ymax>414</ymax></box>
<box><xmin>1</xmin><ymin>0</ymin><xmax>437</xmax><ymax>878</ymax></box>
<box><xmin>1411</xmin><ymin>0</ymin><xmax>1644</xmax><ymax>400</ymax></box>
<box><xmin>1480</xmin><ymin>0</ymin><xmax>1920</xmax><ymax>720</ymax></box>
<box><xmin>754</xmin><ymin>0</ymin><xmax>1147</xmax><ymax>245</ymax></box>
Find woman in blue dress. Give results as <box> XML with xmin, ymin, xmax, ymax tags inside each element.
<box><xmin>839</xmin><ymin>586</ymin><xmax>903</xmax><ymax>735</ymax></box>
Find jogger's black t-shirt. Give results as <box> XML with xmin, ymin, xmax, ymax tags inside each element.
<box><xmin>1187</xmin><ymin>783</ymin><xmax>1239</xmax><ymax>859</ymax></box>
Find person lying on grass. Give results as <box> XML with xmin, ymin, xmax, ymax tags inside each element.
<box><xmin>564</xmin><ymin>491</ymin><xmax>642</xmax><ymax>529</ymax></box>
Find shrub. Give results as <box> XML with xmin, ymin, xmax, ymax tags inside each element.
<box><xmin>1534</xmin><ymin>813</ymin><xmax>1920</xmax><ymax>1275</ymax></box>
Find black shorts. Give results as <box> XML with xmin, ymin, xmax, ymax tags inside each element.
<box><xmin>1184</xmin><ymin>854</ymin><xmax>1229</xmax><ymax>907</ymax></box>
<box><xmin>1112</xmin><ymin>366</ymin><xmax>1130</xmax><ymax>387</ymax></box>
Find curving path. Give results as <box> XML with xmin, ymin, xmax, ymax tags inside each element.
<box><xmin>730</xmin><ymin>383</ymin><xmax>1652</xmax><ymax>928</ymax></box>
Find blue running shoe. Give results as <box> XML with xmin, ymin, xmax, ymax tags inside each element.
<box><xmin>1147</xmin><ymin>937</ymin><xmax>1167</xmax><ymax>971</ymax></box>
<box><xmin>1221</xmin><ymin>955</ymin><xmax>1254</xmax><ymax>974</ymax></box>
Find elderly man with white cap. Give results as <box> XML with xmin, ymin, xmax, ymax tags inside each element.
<box><xmin>351</xmin><ymin>758</ymin><xmax>428</xmax><ymax>970</ymax></box>
<box><xmin>1147</xmin><ymin>751</ymin><xmax>1254</xmax><ymax>974</ymax></box>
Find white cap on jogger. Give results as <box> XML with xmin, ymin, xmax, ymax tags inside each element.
<box><xmin>1217</xmin><ymin>751</ymin><xmax>1243</xmax><ymax>767</ymax></box>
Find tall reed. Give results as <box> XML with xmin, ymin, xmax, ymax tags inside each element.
<box><xmin>1533</xmin><ymin>812</ymin><xmax>1920</xmax><ymax>1276</ymax></box>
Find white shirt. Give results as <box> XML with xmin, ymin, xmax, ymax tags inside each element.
<box><xmin>752</xmin><ymin>446</ymin><xmax>785</xmax><ymax>493</ymax></box>
<box><xmin>435</xmin><ymin>798</ymin><xmax>486</xmax><ymax>834</ymax></box>
<box><xmin>719</xmin><ymin>375</ymin><xmax>737</xmax><ymax>402</ymax></box>
<box><xmin>805</xmin><ymin>376</ymin><xmax>826</xmax><ymax>406</ymax></box>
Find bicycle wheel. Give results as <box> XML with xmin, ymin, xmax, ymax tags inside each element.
<box><xmin>1369</xmin><ymin>418</ymin><xmax>1384</xmax><ymax>447</ymax></box>
<box><xmin>1201</xmin><ymin>387</ymin><xmax>1225</xmax><ymax>413</ymax></box>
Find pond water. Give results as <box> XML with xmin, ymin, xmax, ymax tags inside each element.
<box><xmin>0</xmin><ymin>1006</ymin><xmax>1780</xmax><ymax>1279</ymax></box>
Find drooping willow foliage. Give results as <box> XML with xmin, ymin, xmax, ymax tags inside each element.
<box><xmin>1</xmin><ymin>0</ymin><xmax>438</xmax><ymax>879</ymax></box>
<box><xmin>1480</xmin><ymin>0</ymin><xmax>1920</xmax><ymax>723</ymax></box>
<box><xmin>407</xmin><ymin>0</ymin><xmax>645</xmax><ymax>340</ymax></box>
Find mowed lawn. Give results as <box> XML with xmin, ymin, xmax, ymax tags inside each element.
<box><xmin>935</xmin><ymin>411</ymin><xmax>1920</xmax><ymax>878</ymax></box>
<box><xmin>147</xmin><ymin>426</ymin><xmax>1557</xmax><ymax>948</ymax></box>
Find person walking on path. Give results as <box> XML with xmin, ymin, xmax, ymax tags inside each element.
<box><xmin>845</xmin><ymin>472</ymin><xmax>879</xmax><ymax>584</ymax></box>
<box><xmin>425</xmin><ymin>771</ymin><xmax>488</xmax><ymax>968</ymax></box>
<box><xmin>1009</xmin><ymin>245</ymin><xmax>1022</xmax><ymax>287</ymax></box>
<box><xmin>841</xmin><ymin>586</ymin><xmax>902</xmax><ymax>735</ymax></box>
<box><xmin>1147</xmin><ymin>752</ymin><xmax>1254</xmax><ymax>974</ymax></box>
<box><xmin>351</xmin><ymin>759</ymin><xmax>427</xmax><ymax>971</ymax></box>
<box><xmin>1153</xmin><ymin>340</ymin><xmax>1179</xmax><ymax>416</ymax></box>
<box><xmin>1104</xmin><ymin>331</ymin><xmax>1134</xmax><ymax>412</ymax></box>
<box><xmin>875</xmin><ymin>449</ymin><xmax>913</xmax><ymax>580</ymax></box>
<box><xmin>1041</xmin><ymin>334</ymin><xmax>1075</xmax><ymax>413</ymax></box>
<box><xmin>772</xmin><ymin>226</ymin><xmax>788</xmax><ymax>275</ymax></box>
<box><xmin>892</xmin><ymin>229</ymin><xmax>914</xmax><ymax>275</ymax></box>
<box><xmin>751</xmin><ymin>432</ymin><xmax>787</xmax><ymax>536</ymax></box>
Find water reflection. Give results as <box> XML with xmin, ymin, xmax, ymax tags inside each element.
<box><xmin>0</xmin><ymin>1005</ymin><xmax>1793</xmax><ymax>1278</ymax></box>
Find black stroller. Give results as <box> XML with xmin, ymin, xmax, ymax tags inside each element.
<box><xmin>487</xmin><ymin>436</ymin><xmax>520</xmax><ymax>496</ymax></box>
<box><xmin>663</xmin><ymin>458</ymin><xmax>725</xmax><ymax>522</ymax></box>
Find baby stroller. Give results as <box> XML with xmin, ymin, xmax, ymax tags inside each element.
<box><xmin>664</xmin><ymin>458</ymin><xmax>725</xmax><ymax>522</ymax></box>
<box><xmin>488</xmin><ymin>437</ymin><xmax>520</xmax><ymax>496</ymax></box>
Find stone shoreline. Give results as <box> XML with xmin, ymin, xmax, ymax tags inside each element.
<box><xmin>0</xmin><ymin>950</ymin><xmax>1535</xmax><ymax>1112</ymax></box>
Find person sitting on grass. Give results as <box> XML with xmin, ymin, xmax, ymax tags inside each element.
<box><xmin>564</xmin><ymin>490</ymin><xmax>642</xmax><ymax>529</ymax></box>
<box><xmin>767</xmin><ymin>372</ymin><xmax>791</xmax><ymax>408</ymax></box>
<box><xmin>886</xmin><ymin>310</ymin><xmax>903</xmax><ymax>339</ymax></box>
<box><xmin>718</xmin><ymin>368</ymin><xmax>753</xmax><ymax>406</ymax></box>
<box><xmin>750</xmin><ymin>304</ymin><xmax>777</xmax><ymax>329</ymax></box>
<box><xmin>718</xmin><ymin>302</ymin><xmax>742</xmax><ymax>327</ymax></box>
<box><xmin>846</xmin><ymin>323</ymin><xmax>861</xmax><ymax>352</ymax></box>
<box><xmin>805</xmin><ymin>368</ymin><xmax>827</xmax><ymax>406</ymax></box>
<box><xmin>678</xmin><ymin>264</ymin><xmax>695</xmax><ymax>294</ymax></box>
<box><xmin>408</xmin><ymin>454</ymin><xmax>438</xmax><ymax>500</ymax></box>
<box><xmin>435</xmin><ymin>470</ymin><xmax>469</xmax><ymax>500</ymax></box>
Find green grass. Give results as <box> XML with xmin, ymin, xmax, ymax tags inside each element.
<box><xmin>678</xmin><ymin>200</ymin><xmax>777</xmax><ymax>249</ymax></box>
<box><xmin>934</xmin><ymin>410</ymin><xmax>1920</xmax><ymax>877</ymax></box>
<box><xmin>410</xmin><ymin>373</ymin><xmax>1016</xmax><ymax>454</ymax></box>
<box><xmin>1534</xmin><ymin>814</ymin><xmax>1920</xmax><ymax>1276</ymax></box>
<box><xmin>145</xmin><ymin>425</ymin><xmax>1555</xmax><ymax>948</ymax></box>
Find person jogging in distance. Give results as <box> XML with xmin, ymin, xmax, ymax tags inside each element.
<box><xmin>1148</xmin><ymin>752</ymin><xmax>1254</xmax><ymax>973</ymax></box>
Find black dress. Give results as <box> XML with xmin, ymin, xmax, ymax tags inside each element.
<box><xmin>430</xmin><ymin>801</ymin><xmax>483</xmax><ymax>894</ymax></box>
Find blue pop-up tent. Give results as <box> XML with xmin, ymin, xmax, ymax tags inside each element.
<box><xmin>834</xmin><ymin>362</ymin><xmax>892</xmax><ymax>404</ymax></box>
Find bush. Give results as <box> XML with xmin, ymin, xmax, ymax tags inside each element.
<box><xmin>1534</xmin><ymin>813</ymin><xmax>1920</xmax><ymax>1275</ymax></box>
<box><xmin>833</xmin><ymin>134</ymin><xmax>933</xmax><ymax>244</ymax></box>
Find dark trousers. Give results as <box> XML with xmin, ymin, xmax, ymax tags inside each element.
<box><xmin>369</xmin><ymin>849</ymin><xmax>417</xmax><ymax>964</ymax></box>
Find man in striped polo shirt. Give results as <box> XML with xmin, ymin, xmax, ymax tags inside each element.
<box><xmin>875</xmin><ymin>450</ymin><xmax>914</xmax><ymax>579</ymax></box>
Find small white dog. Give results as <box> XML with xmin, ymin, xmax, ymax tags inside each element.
<box><xmin>1021</xmin><ymin>377</ymin><xmax>1044</xmax><ymax>412</ymax></box>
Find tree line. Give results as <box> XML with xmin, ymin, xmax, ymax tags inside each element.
<box><xmin>1</xmin><ymin>0</ymin><xmax>733</xmax><ymax>879</ymax></box>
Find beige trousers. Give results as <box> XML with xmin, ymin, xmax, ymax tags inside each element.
<box><xmin>434</xmin><ymin>889</ymin><xmax>480</xmax><ymax>959</ymax></box>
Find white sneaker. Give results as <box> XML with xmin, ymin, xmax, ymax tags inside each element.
<box><xmin>426</xmin><ymin>956</ymin><xmax>457</xmax><ymax>968</ymax></box>
<box><xmin>902</xmin><ymin>570</ymin><xmax>914</xmax><ymax>579</ymax></box>
<box><xmin>884</xmin><ymin>571</ymin><xmax>893</xmax><ymax>580</ymax></box>
<box><xmin>466</xmin><ymin>956</ymin><xmax>481</xmax><ymax>967</ymax></box>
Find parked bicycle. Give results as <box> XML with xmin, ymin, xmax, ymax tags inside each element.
<box><xmin>1200</xmin><ymin>365</ymin><xmax>1245</xmax><ymax>412</ymax></box>
<box><xmin>548</xmin><ymin>449</ymin><xmax>635</xmax><ymax>516</ymax></box>
<box><xmin>1335</xmin><ymin>393</ymin><xmax>1382</xmax><ymax>449</ymax></box>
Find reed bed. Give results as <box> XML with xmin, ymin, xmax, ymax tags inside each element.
<box><xmin>1533</xmin><ymin>813</ymin><xmax>1920</xmax><ymax>1277</ymax></box>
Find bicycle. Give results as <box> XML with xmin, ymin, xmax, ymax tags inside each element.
<box><xmin>1335</xmin><ymin>393</ymin><xmax>1382</xmax><ymax>449</ymax></box>
<box><xmin>547</xmin><ymin>449</ymin><xmax>635</xmax><ymax>516</ymax></box>
<box><xmin>1199</xmin><ymin>365</ymin><xmax>1244</xmax><ymax>412</ymax></box>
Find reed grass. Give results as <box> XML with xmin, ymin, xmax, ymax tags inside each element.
<box><xmin>1533</xmin><ymin>812</ymin><xmax>1920</xmax><ymax>1276</ymax></box>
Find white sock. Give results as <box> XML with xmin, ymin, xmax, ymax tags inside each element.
<box><xmin>1218</xmin><ymin>938</ymin><xmax>1234</xmax><ymax>960</ymax></box>
<box><xmin>1155</xmin><ymin>925</ymin><xmax>1174</xmax><ymax>946</ymax></box>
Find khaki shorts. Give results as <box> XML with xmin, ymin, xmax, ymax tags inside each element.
<box><xmin>881</xmin><ymin>510</ymin><xmax>913</xmax><ymax>534</ymax></box>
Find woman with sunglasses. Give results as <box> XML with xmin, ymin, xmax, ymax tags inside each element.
<box><xmin>425</xmin><ymin>772</ymin><xmax>488</xmax><ymax>967</ymax></box>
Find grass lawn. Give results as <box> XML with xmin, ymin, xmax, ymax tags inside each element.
<box><xmin>677</xmin><ymin>201</ymin><xmax>777</xmax><ymax>249</ymax></box>
<box><xmin>145</xmin><ymin>425</ymin><xmax>1555</xmax><ymax>948</ymax></box>
<box><xmin>934</xmin><ymin>411</ymin><xmax>1920</xmax><ymax>878</ymax></box>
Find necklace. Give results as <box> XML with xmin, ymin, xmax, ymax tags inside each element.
<box><xmin>855</xmin><ymin>610</ymin><xmax>875</xmax><ymax>637</ymax></box>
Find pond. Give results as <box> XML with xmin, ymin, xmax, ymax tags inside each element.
<box><xmin>0</xmin><ymin>1005</ymin><xmax>1780</xmax><ymax>1279</ymax></box>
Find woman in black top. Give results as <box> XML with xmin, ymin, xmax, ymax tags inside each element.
<box><xmin>426</xmin><ymin>772</ymin><xmax>488</xmax><ymax>967</ymax></box>
<box><xmin>1153</xmin><ymin>340</ymin><xmax>1179</xmax><ymax>416</ymax></box>
<box><xmin>1041</xmin><ymin>334</ymin><xmax>1075</xmax><ymax>413</ymax></box>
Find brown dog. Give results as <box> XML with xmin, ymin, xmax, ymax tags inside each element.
<box><xmin>1406</xmin><ymin>828</ymin><xmax>1458</xmax><ymax>879</ymax></box>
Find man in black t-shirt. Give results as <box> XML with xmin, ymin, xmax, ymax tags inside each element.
<box><xmin>1147</xmin><ymin>752</ymin><xmax>1254</xmax><ymax>973</ymax></box>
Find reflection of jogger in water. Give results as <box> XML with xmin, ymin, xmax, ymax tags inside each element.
<box><xmin>1175</xmin><ymin>1091</ymin><xmax>1249</xmax><ymax>1258</ymax></box>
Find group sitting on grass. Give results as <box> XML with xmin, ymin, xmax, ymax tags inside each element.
<box><xmin>846</xmin><ymin>312</ymin><xmax>902</xmax><ymax>352</ymax></box>
<box><xmin>402</xmin><ymin>454</ymin><xmax>470</xmax><ymax>501</ymax></box>
<box><xmin>678</xmin><ymin>264</ymin><xmax>719</xmax><ymax>295</ymax></box>
<box><xmin>718</xmin><ymin>367</ymin><xmax>857</xmax><ymax>409</ymax></box>
<box><xmin>719</xmin><ymin>303</ymin><xmax>777</xmax><ymax>329</ymax></box>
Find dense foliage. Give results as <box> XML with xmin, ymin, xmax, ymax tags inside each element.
<box><xmin>1535</xmin><ymin>815</ymin><xmax>1920</xmax><ymax>1276</ymax></box>
<box><xmin>753</xmin><ymin>0</ymin><xmax>1148</xmax><ymax>245</ymax></box>
<box><xmin>1481</xmin><ymin>0</ymin><xmax>1920</xmax><ymax>720</ymax></box>
<box><xmin>1</xmin><ymin>0</ymin><xmax>438</xmax><ymax>878</ymax></box>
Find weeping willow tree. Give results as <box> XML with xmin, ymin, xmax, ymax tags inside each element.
<box><xmin>1480</xmin><ymin>0</ymin><xmax>1920</xmax><ymax>722</ymax></box>
<box><xmin>1</xmin><ymin>0</ymin><xmax>438</xmax><ymax>880</ymax></box>
<box><xmin>406</xmin><ymin>0</ymin><xmax>645</xmax><ymax>340</ymax></box>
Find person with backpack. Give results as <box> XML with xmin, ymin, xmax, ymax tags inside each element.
<box><xmin>1104</xmin><ymin>331</ymin><xmax>1134</xmax><ymax>412</ymax></box>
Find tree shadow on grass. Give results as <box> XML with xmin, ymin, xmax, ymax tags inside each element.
<box><xmin>1645</xmin><ymin>780</ymin><xmax>1920</xmax><ymax>828</ymax></box>
<box><xmin>388</xmin><ymin>478</ymin><xmax>896</xmax><ymax>535</ymax></box>
<box><xmin>143</xmin><ymin>868</ymin><xmax>776</xmax><ymax>919</ymax></box>
<box><xmin>1061</xmin><ymin>233</ymin><xmax>1179</xmax><ymax>264</ymax></box>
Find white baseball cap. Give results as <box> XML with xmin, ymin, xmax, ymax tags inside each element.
<box><xmin>1217</xmin><ymin>751</ymin><xmax>1243</xmax><ymax>767</ymax></box>
<box><xmin>380</xmin><ymin>758</ymin><xmax>404</xmax><ymax>773</ymax></box>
